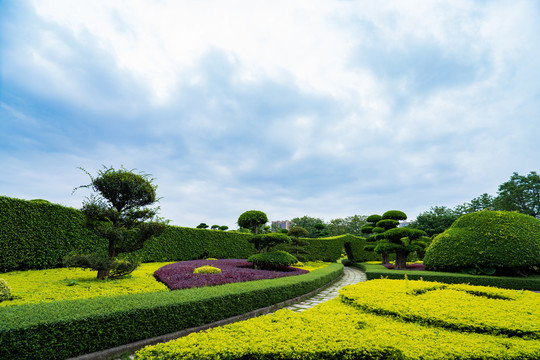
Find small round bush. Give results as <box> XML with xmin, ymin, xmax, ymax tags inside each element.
<box><xmin>366</xmin><ymin>214</ymin><xmax>382</xmax><ymax>223</ymax></box>
<box><xmin>247</xmin><ymin>251</ymin><xmax>298</xmax><ymax>270</ymax></box>
<box><xmin>193</xmin><ymin>266</ymin><xmax>222</xmax><ymax>274</ymax></box>
<box><xmin>424</xmin><ymin>210</ymin><xmax>540</xmax><ymax>273</ymax></box>
<box><xmin>0</xmin><ymin>279</ymin><xmax>12</xmax><ymax>302</ymax></box>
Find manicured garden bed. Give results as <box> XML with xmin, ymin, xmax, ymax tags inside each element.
<box><xmin>154</xmin><ymin>259</ymin><xmax>309</xmax><ymax>289</ymax></box>
<box><xmin>355</xmin><ymin>262</ymin><xmax>540</xmax><ymax>291</ymax></box>
<box><xmin>136</xmin><ymin>278</ymin><xmax>540</xmax><ymax>360</ymax></box>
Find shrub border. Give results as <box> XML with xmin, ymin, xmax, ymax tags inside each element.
<box><xmin>0</xmin><ymin>263</ymin><xmax>343</xmax><ymax>360</ymax></box>
<box><xmin>355</xmin><ymin>262</ymin><xmax>540</xmax><ymax>291</ymax></box>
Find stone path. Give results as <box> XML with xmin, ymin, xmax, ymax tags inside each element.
<box><xmin>284</xmin><ymin>266</ymin><xmax>366</xmax><ymax>312</ymax></box>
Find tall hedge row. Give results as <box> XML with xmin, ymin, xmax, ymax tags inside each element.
<box><xmin>0</xmin><ymin>196</ymin><xmax>105</xmax><ymax>273</ymax></box>
<box><xmin>136</xmin><ymin>226</ymin><xmax>255</xmax><ymax>262</ymax></box>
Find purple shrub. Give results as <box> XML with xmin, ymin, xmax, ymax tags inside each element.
<box><xmin>154</xmin><ymin>259</ymin><xmax>309</xmax><ymax>290</ymax></box>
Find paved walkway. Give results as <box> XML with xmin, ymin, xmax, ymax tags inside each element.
<box><xmin>284</xmin><ymin>266</ymin><xmax>366</xmax><ymax>312</ymax></box>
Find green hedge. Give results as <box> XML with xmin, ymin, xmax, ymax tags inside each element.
<box><xmin>0</xmin><ymin>196</ymin><xmax>105</xmax><ymax>273</ymax></box>
<box><xmin>341</xmin><ymin>234</ymin><xmax>382</xmax><ymax>262</ymax></box>
<box><xmin>357</xmin><ymin>263</ymin><xmax>540</xmax><ymax>291</ymax></box>
<box><xmin>136</xmin><ymin>226</ymin><xmax>255</xmax><ymax>262</ymax></box>
<box><xmin>303</xmin><ymin>235</ymin><xmax>346</xmax><ymax>262</ymax></box>
<box><xmin>0</xmin><ymin>263</ymin><xmax>343</xmax><ymax>360</ymax></box>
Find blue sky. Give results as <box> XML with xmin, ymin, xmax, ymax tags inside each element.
<box><xmin>1</xmin><ymin>0</ymin><xmax>539</xmax><ymax>229</ymax></box>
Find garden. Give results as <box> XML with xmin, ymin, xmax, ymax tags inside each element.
<box><xmin>1</xmin><ymin>167</ymin><xmax>540</xmax><ymax>359</ymax></box>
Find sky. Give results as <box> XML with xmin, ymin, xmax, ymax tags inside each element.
<box><xmin>1</xmin><ymin>0</ymin><xmax>539</xmax><ymax>229</ymax></box>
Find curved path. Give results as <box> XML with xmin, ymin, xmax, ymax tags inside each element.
<box><xmin>285</xmin><ymin>266</ymin><xmax>366</xmax><ymax>312</ymax></box>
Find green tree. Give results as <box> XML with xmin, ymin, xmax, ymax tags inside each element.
<box><xmin>376</xmin><ymin>228</ymin><xmax>428</xmax><ymax>270</ymax></box>
<box><xmin>237</xmin><ymin>210</ymin><xmax>268</xmax><ymax>234</ymax></box>
<box><xmin>249</xmin><ymin>232</ymin><xmax>291</xmax><ymax>253</ymax></box>
<box><xmin>218</xmin><ymin>225</ymin><xmax>229</xmax><ymax>231</ymax></box>
<box><xmin>495</xmin><ymin>171</ymin><xmax>540</xmax><ymax>218</ymax></box>
<box><xmin>196</xmin><ymin>223</ymin><xmax>209</xmax><ymax>229</ymax></box>
<box><xmin>408</xmin><ymin>206</ymin><xmax>460</xmax><ymax>237</ymax></box>
<box><xmin>291</xmin><ymin>216</ymin><xmax>325</xmax><ymax>238</ymax></box>
<box><xmin>67</xmin><ymin>166</ymin><xmax>166</xmax><ymax>280</ymax></box>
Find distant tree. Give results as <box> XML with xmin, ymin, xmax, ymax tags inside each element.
<box><xmin>288</xmin><ymin>226</ymin><xmax>309</xmax><ymax>238</ymax></box>
<box><xmin>495</xmin><ymin>171</ymin><xmax>540</xmax><ymax>218</ymax></box>
<box><xmin>196</xmin><ymin>223</ymin><xmax>209</xmax><ymax>229</ymax></box>
<box><xmin>66</xmin><ymin>166</ymin><xmax>166</xmax><ymax>280</ymax></box>
<box><xmin>291</xmin><ymin>216</ymin><xmax>325</xmax><ymax>238</ymax></box>
<box><xmin>407</xmin><ymin>206</ymin><xmax>460</xmax><ymax>237</ymax></box>
<box><xmin>237</xmin><ymin>210</ymin><xmax>268</xmax><ymax>234</ymax></box>
<box><xmin>313</xmin><ymin>223</ymin><xmax>329</xmax><ymax>238</ymax></box>
<box><xmin>218</xmin><ymin>225</ymin><xmax>229</xmax><ymax>231</ymax></box>
<box><xmin>211</xmin><ymin>225</ymin><xmax>219</xmax><ymax>230</ymax></box>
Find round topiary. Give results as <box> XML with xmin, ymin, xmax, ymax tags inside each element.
<box><xmin>193</xmin><ymin>265</ymin><xmax>222</xmax><ymax>274</ymax></box>
<box><xmin>366</xmin><ymin>214</ymin><xmax>382</xmax><ymax>223</ymax></box>
<box><xmin>382</xmin><ymin>210</ymin><xmax>407</xmax><ymax>220</ymax></box>
<box><xmin>424</xmin><ymin>210</ymin><xmax>540</xmax><ymax>273</ymax></box>
<box><xmin>237</xmin><ymin>210</ymin><xmax>268</xmax><ymax>234</ymax></box>
<box><xmin>247</xmin><ymin>251</ymin><xmax>298</xmax><ymax>270</ymax></box>
<box><xmin>0</xmin><ymin>279</ymin><xmax>12</xmax><ymax>302</ymax></box>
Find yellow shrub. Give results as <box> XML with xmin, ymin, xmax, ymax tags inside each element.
<box><xmin>137</xmin><ymin>297</ymin><xmax>540</xmax><ymax>360</ymax></box>
<box><xmin>193</xmin><ymin>265</ymin><xmax>222</xmax><ymax>274</ymax></box>
<box><xmin>0</xmin><ymin>262</ymin><xmax>174</xmax><ymax>306</ymax></box>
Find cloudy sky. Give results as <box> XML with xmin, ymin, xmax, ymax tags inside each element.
<box><xmin>1</xmin><ymin>0</ymin><xmax>539</xmax><ymax>229</ymax></box>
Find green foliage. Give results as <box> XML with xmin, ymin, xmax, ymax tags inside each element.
<box><xmin>218</xmin><ymin>226</ymin><xmax>229</xmax><ymax>231</ymax></box>
<box><xmin>424</xmin><ymin>210</ymin><xmax>540</xmax><ymax>273</ymax></box>
<box><xmin>376</xmin><ymin>218</ymin><xmax>400</xmax><ymax>229</ymax></box>
<box><xmin>0</xmin><ymin>264</ymin><xmax>343</xmax><ymax>360</ymax></box>
<box><xmin>358</xmin><ymin>262</ymin><xmax>540</xmax><ymax>291</ymax></box>
<box><xmin>0</xmin><ymin>279</ymin><xmax>11</xmax><ymax>302</ymax></box>
<box><xmin>237</xmin><ymin>210</ymin><xmax>268</xmax><ymax>234</ymax></box>
<box><xmin>407</xmin><ymin>206</ymin><xmax>461</xmax><ymax>237</ymax></box>
<box><xmin>341</xmin><ymin>234</ymin><xmax>379</xmax><ymax>262</ymax></box>
<box><xmin>248</xmin><ymin>232</ymin><xmax>291</xmax><ymax>253</ymax></box>
<box><xmin>381</xmin><ymin>210</ymin><xmax>407</xmax><ymax>220</ymax></box>
<box><xmin>287</xmin><ymin>226</ymin><xmax>309</xmax><ymax>238</ymax></box>
<box><xmin>302</xmin><ymin>235</ymin><xmax>346</xmax><ymax>262</ymax></box>
<box><xmin>496</xmin><ymin>171</ymin><xmax>540</xmax><ymax>218</ymax></box>
<box><xmin>73</xmin><ymin>166</ymin><xmax>166</xmax><ymax>279</ymax></box>
<box><xmin>193</xmin><ymin>265</ymin><xmax>222</xmax><ymax>274</ymax></box>
<box><xmin>196</xmin><ymin>223</ymin><xmax>209</xmax><ymax>229</ymax></box>
<box><xmin>0</xmin><ymin>196</ymin><xmax>106</xmax><ymax>273</ymax></box>
<box><xmin>137</xmin><ymin>226</ymin><xmax>255</xmax><ymax>262</ymax></box>
<box><xmin>290</xmin><ymin>216</ymin><xmax>325</xmax><ymax>238</ymax></box>
<box><xmin>63</xmin><ymin>254</ymin><xmax>140</xmax><ymax>279</ymax></box>
<box><xmin>247</xmin><ymin>251</ymin><xmax>298</xmax><ymax>270</ymax></box>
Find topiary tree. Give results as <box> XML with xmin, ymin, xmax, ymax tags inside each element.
<box><xmin>249</xmin><ymin>232</ymin><xmax>291</xmax><ymax>253</ymax></box>
<box><xmin>66</xmin><ymin>166</ymin><xmax>167</xmax><ymax>280</ymax></box>
<box><xmin>196</xmin><ymin>223</ymin><xmax>209</xmax><ymax>229</ymax></box>
<box><xmin>237</xmin><ymin>210</ymin><xmax>268</xmax><ymax>234</ymax></box>
<box><xmin>424</xmin><ymin>210</ymin><xmax>540</xmax><ymax>275</ymax></box>
<box><xmin>218</xmin><ymin>225</ymin><xmax>229</xmax><ymax>231</ymax></box>
<box><xmin>211</xmin><ymin>225</ymin><xmax>219</xmax><ymax>230</ymax></box>
<box><xmin>282</xmin><ymin>226</ymin><xmax>310</xmax><ymax>261</ymax></box>
<box><xmin>375</xmin><ymin>228</ymin><xmax>428</xmax><ymax>270</ymax></box>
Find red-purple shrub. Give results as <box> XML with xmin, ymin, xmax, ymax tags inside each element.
<box><xmin>154</xmin><ymin>259</ymin><xmax>309</xmax><ymax>290</ymax></box>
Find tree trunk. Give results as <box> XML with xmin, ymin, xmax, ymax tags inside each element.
<box><xmin>395</xmin><ymin>250</ymin><xmax>408</xmax><ymax>270</ymax></box>
<box><xmin>382</xmin><ymin>252</ymin><xmax>390</xmax><ymax>265</ymax></box>
<box><xmin>97</xmin><ymin>269</ymin><xmax>110</xmax><ymax>280</ymax></box>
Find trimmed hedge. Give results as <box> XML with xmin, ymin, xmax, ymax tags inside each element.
<box><xmin>136</xmin><ymin>226</ymin><xmax>255</xmax><ymax>262</ymax></box>
<box><xmin>0</xmin><ymin>196</ymin><xmax>105</xmax><ymax>272</ymax></box>
<box><xmin>342</xmin><ymin>234</ymin><xmax>382</xmax><ymax>262</ymax></box>
<box><xmin>424</xmin><ymin>210</ymin><xmax>540</xmax><ymax>272</ymax></box>
<box><xmin>357</xmin><ymin>263</ymin><xmax>540</xmax><ymax>291</ymax></box>
<box><xmin>0</xmin><ymin>263</ymin><xmax>343</xmax><ymax>360</ymax></box>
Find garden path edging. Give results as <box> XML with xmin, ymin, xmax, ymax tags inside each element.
<box><xmin>67</xmin><ymin>270</ymin><xmax>347</xmax><ymax>360</ymax></box>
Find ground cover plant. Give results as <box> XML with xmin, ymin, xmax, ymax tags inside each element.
<box><xmin>136</xmin><ymin>279</ymin><xmax>540</xmax><ymax>360</ymax></box>
<box><xmin>0</xmin><ymin>262</ymin><xmax>173</xmax><ymax>306</ymax></box>
<box><xmin>154</xmin><ymin>259</ymin><xmax>309</xmax><ymax>290</ymax></box>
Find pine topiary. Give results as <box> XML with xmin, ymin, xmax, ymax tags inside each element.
<box><xmin>424</xmin><ymin>210</ymin><xmax>540</xmax><ymax>274</ymax></box>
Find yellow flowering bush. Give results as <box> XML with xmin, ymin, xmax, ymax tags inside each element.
<box><xmin>137</xmin><ymin>296</ymin><xmax>540</xmax><ymax>360</ymax></box>
<box><xmin>339</xmin><ymin>279</ymin><xmax>540</xmax><ymax>339</ymax></box>
<box><xmin>193</xmin><ymin>266</ymin><xmax>222</xmax><ymax>274</ymax></box>
<box><xmin>291</xmin><ymin>261</ymin><xmax>330</xmax><ymax>272</ymax></box>
<box><xmin>0</xmin><ymin>262</ymin><xmax>174</xmax><ymax>306</ymax></box>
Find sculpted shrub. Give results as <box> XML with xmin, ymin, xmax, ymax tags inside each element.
<box><xmin>0</xmin><ymin>279</ymin><xmax>11</xmax><ymax>302</ymax></box>
<box><xmin>193</xmin><ymin>265</ymin><xmax>222</xmax><ymax>274</ymax></box>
